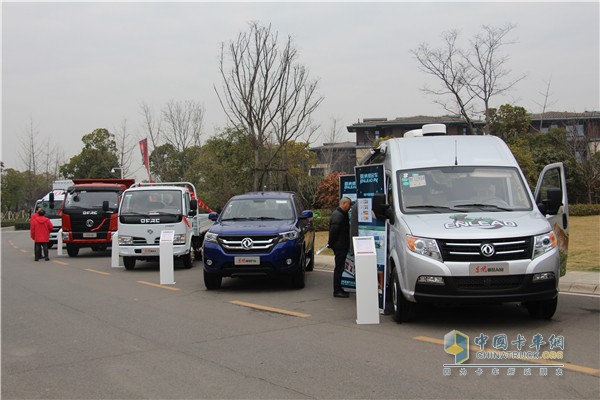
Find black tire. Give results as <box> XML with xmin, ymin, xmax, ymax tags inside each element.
<box><xmin>181</xmin><ymin>249</ymin><xmax>193</xmax><ymax>269</ymax></box>
<box><xmin>66</xmin><ymin>244</ymin><xmax>79</xmax><ymax>257</ymax></box>
<box><xmin>123</xmin><ymin>256</ymin><xmax>136</xmax><ymax>270</ymax></box>
<box><xmin>291</xmin><ymin>250</ymin><xmax>306</xmax><ymax>289</ymax></box>
<box><xmin>204</xmin><ymin>270</ymin><xmax>222</xmax><ymax>290</ymax></box>
<box><xmin>306</xmin><ymin>245</ymin><xmax>315</xmax><ymax>272</ymax></box>
<box><xmin>525</xmin><ymin>297</ymin><xmax>558</xmax><ymax>320</ymax></box>
<box><xmin>392</xmin><ymin>271</ymin><xmax>417</xmax><ymax>323</ymax></box>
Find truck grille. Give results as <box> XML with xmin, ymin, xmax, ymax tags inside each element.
<box><xmin>438</xmin><ymin>236</ymin><xmax>532</xmax><ymax>262</ymax></box>
<box><xmin>217</xmin><ymin>235</ymin><xmax>279</xmax><ymax>254</ymax></box>
<box><xmin>128</xmin><ymin>237</ymin><xmax>160</xmax><ymax>245</ymax></box>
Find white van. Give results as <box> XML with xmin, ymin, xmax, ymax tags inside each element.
<box><xmin>365</xmin><ymin>124</ymin><xmax>568</xmax><ymax>321</ymax></box>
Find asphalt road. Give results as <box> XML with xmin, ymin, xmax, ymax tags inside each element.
<box><xmin>2</xmin><ymin>229</ymin><xmax>599</xmax><ymax>399</ymax></box>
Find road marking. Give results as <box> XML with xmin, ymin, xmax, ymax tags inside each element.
<box><xmin>19</xmin><ymin>249</ymin><xmax>28</xmax><ymax>253</ymax></box>
<box><xmin>413</xmin><ymin>336</ymin><xmax>600</xmax><ymax>376</ymax></box>
<box><xmin>137</xmin><ymin>281</ymin><xmax>181</xmax><ymax>291</ymax></box>
<box><xmin>84</xmin><ymin>268</ymin><xmax>111</xmax><ymax>276</ymax></box>
<box><xmin>52</xmin><ymin>260</ymin><xmax>69</xmax><ymax>265</ymax></box>
<box><xmin>230</xmin><ymin>300</ymin><xmax>311</xmax><ymax>318</ymax></box>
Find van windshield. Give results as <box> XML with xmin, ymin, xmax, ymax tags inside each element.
<box><xmin>396</xmin><ymin>166</ymin><xmax>532</xmax><ymax>214</ymax></box>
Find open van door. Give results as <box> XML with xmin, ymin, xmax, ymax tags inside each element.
<box><xmin>534</xmin><ymin>162</ymin><xmax>569</xmax><ymax>276</ymax></box>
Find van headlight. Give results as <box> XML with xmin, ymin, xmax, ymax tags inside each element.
<box><xmin>533</xmin><ymin>231</ymin><xmax>557</xmax><ymax>259</ymax></box>
<box><xmin>173</xmin><ymin>234</ymin><xmax>186</xmax><ymax>245</ymax></box>
<box><xmin>279</xmin><ymin>230</ymin><xmax>299</xmax><ymax>242</ymax></box>
<box><xmin>205</xmin><ymin>232</ymin><xmax>218</xmax><ymax>243</ymax></box>
<box><xmin>406</xmin><ymin>235</ymin><xmax>442</xmax><ymax>261</ymax></box>
<box><xmin>119</xmin><ymin>235</ymin><xmax>133</xmax><ymax>245</ymax></box>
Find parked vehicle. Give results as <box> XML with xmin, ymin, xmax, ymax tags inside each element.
<box><xmin>33</xmin><ymin>180</ymin><xmax>72</xmax><ymax>248</ymax></box>
<box><xmin>117</xmin><ymin>182</ymin><xmax>212</xmax><ymax>270</ymax></box>
<box><xmin>364</xmin><ymin>124</ymin><xmax>569</xmax><ymax>321</ymax></box>
<box><xmin>202</xmin><ymin>192</ymin><xmax>315</xmax><ymax>289</ymax></box>
<box><xmin>61</xmin><ymin>178</ymin><xmax>135</xmax><ymax>257</ymax></box>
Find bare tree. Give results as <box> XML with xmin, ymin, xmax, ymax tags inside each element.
<box><xmin>411</xmin><ymin>24</ymin><xmax>526</xmax><ymax>134</ymax></box>
<box><xmin>215</xmin><ymin>21</ymin><xmax>323</xmax><ymax>190</ymax></box>
<box><xmin>322</xmin><ymin>117</ymin><xmax>345</xmax><ymax>175</ymax></box>
<box><xmin>162</xmin><ymin>99</ymin><xmax>205</xmax><ymax>151</ymax></box>
<box><xmin>113</xmin><ymin>118</ymin><xmax>136</xmax><ymax>177</ymax></box>
<box><xmin>533</xmin><ymin>75</ymin><xmax>558</xmax><ymax>131</ymax></box>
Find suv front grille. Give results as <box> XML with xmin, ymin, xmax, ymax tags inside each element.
<box><xmin>218</xmin><ymin>235</ymin><xmax>279</xmax><ymax>254</ymax></box>
<box><xmin>438</xmin><ymin>236</ymin><xmax>532</xmax><ymax>262</ymax></box>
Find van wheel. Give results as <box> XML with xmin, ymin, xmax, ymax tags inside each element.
<box><xmin>291</xmin><ymin>251</ymin><xmax>306</xmax><ymax>289</ymax></box>
<box><xmin>123</xmin><ymin>257</ymin><xmax>136</xmax><ymax>270</ymax></box>
<box><xmin>66</xmin><ymin>244</ymin><xmax>79</xmax><ymax>257</ymax></box>
<box><xmin>524</xmin><ymin>297</ymin><xmax>558</xmax><ymax>320</ymax></box>
<box><xmin>392</xmin><ymin>272</ymin><xmax>417</xmax><ymax>323</ymax></box>
<box><xmin>204</xmin><ymin>270</ymin><xmax>222</xmax><ymax>290</ymax></box>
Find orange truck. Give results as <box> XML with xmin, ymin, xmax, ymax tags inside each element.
<box><xmin>61</xmin><ymin>178</ymin><xmax>135</xmax><ymax>257</ymax></box>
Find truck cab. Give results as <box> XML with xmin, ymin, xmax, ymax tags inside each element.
<box><xmin>364</xmin><ymin>124</ymin><xmax>569</xmax><ymax>321</ymax></box>
<box><xmin>34</xmin><ymin>190</ymin><xmax>66</xmax><ymax>248</ymax></box>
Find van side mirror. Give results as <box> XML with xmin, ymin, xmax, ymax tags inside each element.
<box><xmin>49</xmin><ymin>193</ymin><xmax>55</xmax><ymax>209</ymax></box>
<box><xmin>190</xmin><ymin>199</ymin><xmax>198</xmax><ymax>211</ymax></box>
<box><xmin>372</xmin><ymin>193</ymin><xmax>395</xmax><ymax>224</ymax></box>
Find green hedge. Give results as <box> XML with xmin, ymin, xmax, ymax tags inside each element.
<box><xmin>1</xmin><ymin>219</ymin><xmax>29</xmax><ymax>229</ymax></box>
<box><xmin>569</xmin><ymin>204</ymin><xmax>600</xmax><ymax>216</ymax></box>
<box><xmin>312</xmin><ymin>209</ymin><xmax>333</xmax><ymax>231</ymax></box>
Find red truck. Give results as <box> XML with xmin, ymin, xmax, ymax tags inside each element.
<box><xmin>61</xmin><ymin>178</ymin><xmax>135</xmax><ymax>257</ymax></box>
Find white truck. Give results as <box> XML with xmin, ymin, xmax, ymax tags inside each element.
<box><xmin>365</xmin><ymin>124</ymin><xmax>569</xmax><ymax>321</ymax></box>
<box><xmin>33</xmin><ymin>180</ymin><xmax>73</xmax><ymax>248</ymax></box>
<box><xmin>116</xmin><ymin>182</ymin><xmax>213</xmax><ymax>270</ymax></box>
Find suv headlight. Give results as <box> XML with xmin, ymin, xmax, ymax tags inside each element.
<box><xmin>406</xmin><ymin>235</ymin><xmax>442</xmax><ymax>261</ymax></box>
<box><xmin>205</xmin><ymin>232</ymin><xmax>218</xmax><ymax>243</ymax></box>
<box><xmin>173</xmin><ymin>234</ymin><xmax>186</xmax><ymax>245</ymax></box>
<box><xmin>119</xmin><ymin>235</ymin><xmax>133</xmax><ymax>245</ymax></box>
<box><xmin>533</xmin><ymin>231</ymin><xmax>557</xmax><ymax>259</ymax></box>
<box><xmin>279</xmin><ymin>230</ymin><xmax>299</xmax><ymax>242</ymax></box>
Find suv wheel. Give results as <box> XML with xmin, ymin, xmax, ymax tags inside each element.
<box><xmin>291</xmin><ymin>251</ymin><xmax>306</xmax><ymax>289</ymax></box>
<box><xmin>204</xmin><ymin>270</ymin><xmax>222</xmax><ymax>290</ymax></box>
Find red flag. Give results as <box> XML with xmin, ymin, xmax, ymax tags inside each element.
<box><xmin>139</xmin><ymin>138</ymin><xmax>152</xmax><ymax>182</ymax></box>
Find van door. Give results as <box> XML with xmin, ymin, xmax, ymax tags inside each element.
<box><xmin>534</xmin><ymin>162</ymin><xmax>569</xmax><ymax>276</ymax></box>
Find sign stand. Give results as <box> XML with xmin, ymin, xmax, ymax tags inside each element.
<box><xmin>353</xmin><ymin>236</ymin><xmax>380</xmax><ymax>324</ymax></box>
<box><xmin>57</xmin><ymin>229</ymin><xmax>63</xmax><ymax>256</ymax></box>
<box><xmin>111</xmin><ymin>232</ymin><xmax>123</xmax><ymax>268</ymax></box>
<box><xmin>159</xmin><ymin>230</ymin><xmax>175</xmax><ymax>285</ymax></box>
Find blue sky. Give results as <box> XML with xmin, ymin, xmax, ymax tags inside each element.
<box><xmin>2</xmin><ymin>1</ymin><xmax>599</xmax><ymax>177</ymax></box>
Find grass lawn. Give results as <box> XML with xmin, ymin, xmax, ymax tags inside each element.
<box><xmin>314</xmin><ymin>215</ymin><xmax>599</xmax><ymax>272</ymax></box>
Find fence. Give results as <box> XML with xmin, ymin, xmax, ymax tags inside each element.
<box><xmin>0</xmin><ymin>210</ymin><xmax>31</xmax><ymax>221</ymax></box>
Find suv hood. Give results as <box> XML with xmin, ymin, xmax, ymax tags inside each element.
<box><xmin>401</xmin><ymin>211</ymin><xmax>552</xmax><ymax>239</ymax></box>
<box><xmin>210</xmin><ymin>220</ymin><xmax>296</xmax><ymax>236</ymax></box>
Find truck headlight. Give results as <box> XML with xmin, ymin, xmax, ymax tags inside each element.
<box><xmin>119</xmin><ymin>235</ymin><xmax>133</xmax><ymax>245</ymax></box>
<box><xmin>205</xmin><ymin>232</ymin><xmax>218</xmax><ymax>243</ymax></box>
<box><xmin>533</xmin><ymin>231</ymin><xmax>557</xmax><ymax>259</ymax></box>
<box><xmin>62</xmin><ymin>232</ymin><xmax>69</xmax><ymax>241</ymax></box>
<box><xmin>279</xmin><ymin>230</ymin><xmax>299</xmax><ymax>242</ymax></box>
<box><xmin>406</xmin><ymin>235</ymin><xmax>442</xmax><ymax>261</ymax></box>
<box><xmin>174</xmin><ymin>234</ymin><xmax>186</xmax><ymax>245</ymax></box>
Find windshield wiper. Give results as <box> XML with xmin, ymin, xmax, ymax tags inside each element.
<box><xmin>405</xmin><ymin>205</ymin><xmax>459</xmax><ymax>213</ymax></box>
<box><xmin>221</xmin><ymin>217</ymin><xmax>252</xmax><ymax>221</ymax></box>
<box><xmin>452</xmin><ymin>203</ymin><xmax>512</xmax><ymax>211</ymax></box>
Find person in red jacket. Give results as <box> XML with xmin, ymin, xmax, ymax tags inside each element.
<box><xmin>30</xmin><ymin>209</ymin><xmax>54</xmax><ymax>261</ymax></box>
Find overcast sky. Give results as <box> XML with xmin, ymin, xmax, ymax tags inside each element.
<box><xmin>2</xmin><ymin>1</ymin><xmax>599</xmax><ymax>178</ymax></box>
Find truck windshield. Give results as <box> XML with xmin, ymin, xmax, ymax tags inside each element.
<box><xmin>120</xmin><ymin>190</ymin><xmax>182</xmax><ymax>214</ymax></box>
<box><xmin>35</xmin><ymin>199</ymin><xmax>62</xmax><ymax>219</ymax></box>
<box><xmin>221</xmin><ymin>198</ymin><xmax>294</xmax><ymax>220</ymax></box>
<box><xmin>397</xmin><ymin>166</ymin><xmax>532</xmax><ymax>214</ymax></box>
<box><xmin>65</xmin><ymin>191</ymin><xmax>119</xmax><ymax>209</ymax></box>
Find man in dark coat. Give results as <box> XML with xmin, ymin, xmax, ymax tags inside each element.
<box><xmin>328</xmin><ymin>197</ymin><xmax>352</xmax><ymax>297</ymax></box>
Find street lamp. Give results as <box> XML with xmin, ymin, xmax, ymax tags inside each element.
<box><xmin>111</xmin><ymin>167</ymin><xmax>123</xmax><ymax>179</ymax></box>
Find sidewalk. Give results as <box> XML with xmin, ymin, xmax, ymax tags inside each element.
<box><xmin>314</xmin><ymin>254</ymin><xmax>600</xmax><ymax>295</ymax></box>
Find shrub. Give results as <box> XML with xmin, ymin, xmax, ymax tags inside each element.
<box><xmin>569</xmin><ymin>204</ymin><xmax>600</xmax><ymax>216</ymax></box>
<box><xmin>313</xmin><ymin>209</ymin><xmax>333</xmax><ymax>231</ymax></box>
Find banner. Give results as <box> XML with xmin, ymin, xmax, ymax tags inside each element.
<box><xmin>339</xmin><ymin>175</ymin><xmax>357</xmax><ymax>203</ymax></box>
<box><xmin>139</xmin><ymin>138</ymin><xmax>152</xmax><ymax>182</ymax></box>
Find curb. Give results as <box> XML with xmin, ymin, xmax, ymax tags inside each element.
<box><xmin>559</xmin><ymin>282</ymin><xmax>600</xmax><ymax>295</ymax></box>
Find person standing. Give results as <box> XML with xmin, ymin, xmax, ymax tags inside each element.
<box><xmin>30</xmin><ymin>209</ymin><xmax>53</xmax><ymax>261</ymax></box>
<box><xmin>328</xmin><ymin>197</ymin><xmax>352</xmax><ymax>298</ymax></box>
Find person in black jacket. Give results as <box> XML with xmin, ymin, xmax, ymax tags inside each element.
<box><xmin>328</xmin><ymin>197</ymin><xmax>352</xmax><ymax>297</ymax></box>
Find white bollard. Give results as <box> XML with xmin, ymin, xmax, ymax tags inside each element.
<box><xmin>159</xmin><ymin>230</ymin><xmax>175</xmax><ymax>285</ymax></box>
<box><xmin>111</xmin><ymin>231</ymin><xmax>123</xmax><ymax>268</ymax></box>
<box><xmin>57</xmin><ymin>229</ymin><xmax>63</xmax><ymax>256</ymax></box>
<box><xmin>353</xmin><ymin>236</ymin><xmax>380</xmax><ymax>325</ymax></box>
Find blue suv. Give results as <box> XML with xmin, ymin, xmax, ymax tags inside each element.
<box><xmin>202</xmin><ymin>192</ymin><xmax>315</xmax><ymax>289</ymax></box>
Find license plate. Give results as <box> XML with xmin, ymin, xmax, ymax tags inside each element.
<box><xmin>142</xmin><ymin>248</ymin><xmax>159</xmax><ymax>255</ymax></box>
<box><xmin>82</xmin><ymin>232</ymin><xmax>97</xmax><ymax>238</ymax></box>
<box><xmin>234</xmin><ymin>256</ymin><xmax>260</xmax><ymax>265</ymax></box>
<box><xmin>469</xmin><ymin>263</ymin><xmax>509</xmax><ymax>276</ymax></box>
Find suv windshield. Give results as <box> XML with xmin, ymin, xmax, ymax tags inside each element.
<box><xmin>397</xmin><ymin>166</ymin><xmax>532</xmax><ymax>214</ymax></box>
<box><xmin>221</xmin><ymin>198</ymin><xmax>294</xmax><ymax>220</ymax></box>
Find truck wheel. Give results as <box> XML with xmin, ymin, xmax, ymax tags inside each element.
<box><xmin>204</xmin><ymin>270</ymin><xmax>222</xmax><ymax>290</ymax></box>
<box><xmin>291</xmin><ymin>251</ymin><xmax>306</xmax><ymax>289</ymax></box>
<box><xmin>181</xmin><ymin>250</ymin><xmax>193</xmax><ymax>269</ymax></box>
<box><xmin>66</xmin><ymin>244</ymin><xmax>79</xmax><ymax>257</ymax></box>
<box><xmin>123</xmin><ymin>257</ymin><xmax>136</xmax><ymax>270</ymax></box>
<box><xmin>392</xmin><ymin>272</ymin><xmax>417</xmax><ymax>323</ymax></box>
<box><xmin>306</xmin><ymin>246</ymin><xmax>315</xmax><ymax>272</ymax></box>
<box><xmin>524</xmin><ymin>297</ymin><xmax>558</xmax><ymax>320</ymax></box>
